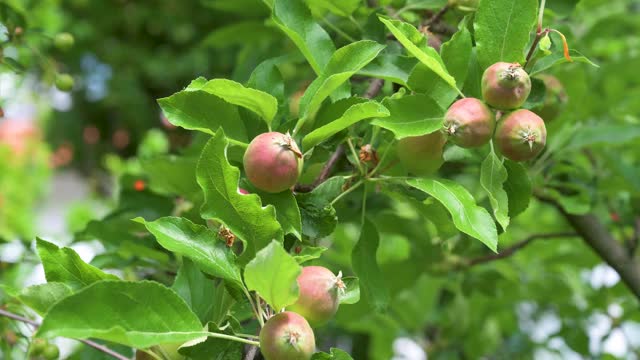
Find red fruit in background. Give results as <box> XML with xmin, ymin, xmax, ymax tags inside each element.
<box><xmin>481</xmin><ymin>62</ymin><xmax>531</xmax><ymax>110</ymax></box>
<box><xmin>288</xmin><ymin>266</ymin><xmax>345</xmax><ymax>326</ymax></box>
<box><xmin>396</xmin><ymin>131</ymin><xmax>447</xmax><ymax>176</ymax></box>
<box><xmin>112</xmin><ymin>129</ymin><xmax>130</xmax><ymax>149</ymax></box>
<box><xmin>532</xmin><ymin>74</ymin><xmax>568</xmax><ymax>122</ymax></box>
<box><xmin>243</xmin><ymin>132</ymin><xmax>302</xmax><ymax>193</ymax></box>
<box><xmin>83</xmin><ymin>126</ymin><xmax>100</xmax><ymax>145</ymax></box>
<box><xmin>0</xmin><ymin>119</ymin><xmax>39</xmax><ymax>156</ymax></box>
<box><xmin>495</xmin><ymin>109</ymin><xmax>546</xmax><ymax>162</ymax></box>
<box><xmin>259</xmin><ymin>311</ymin><xmax>315</xmax><ymax>360</ymax></box>
<box><xmin>443</xmin><ymin>98</ymin><xmax>495</xmax><ymax>148</ymax></box>
<box><xmin>134</xmin><ymin>180</ymin><xmax>146</xmax><ymax>192</ymax></box>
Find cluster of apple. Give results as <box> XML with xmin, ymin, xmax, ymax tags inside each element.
<box><xmin>398</xmin><ymin>62</ymin><xmax>552</xmax><ymax>175</ymax></box>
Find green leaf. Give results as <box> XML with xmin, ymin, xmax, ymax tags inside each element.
<box><xmin>202</xmin><ymin>21</ymin><xmax>278</xmax><ymax>49</ymax></box>
<box><xmin>538</xmin><ymin>33</ymin><xmax>552</xmax><ymax>55</ymax></box>
<box><xmin>504</xmin><ymin>161</ymin><xmax>532</xmax><ymax>218</ymax></box>
<box><xmin>272</xmin><ymin>0</ymin><xmax>335</xmax><ymax>74</ymax></box>
<box><xmin>474</xmin><ymin>0</ymin><xmax>538</xmax><ymax>69</ymax></box>
<box><xmin>311</xmin><ymin>348</ymin><xmax>354</xmax><ymax>360</ymax></box>
<box><xmin>358</xmin><ymin>55</ymin><xmax>417</xmax><ymax>86</ymax></box>
<box><xmin>302</xmin><ymin>101</ymin><xmax>389</xmax><ymax>150</ymax></box>
<box><xmin>37</xmin><ymin>281</ymin><xmax>206</xmax><ymax>348</ymax></box>
<box><xmin>407</xmin><ymin>178</ymin><xmax>499</xmax><ymax>252</ymax></box>
<box><xmin>172</xmin><ymin>259</ymin><xmax>217</xmax><ymax>324</ymax></box>
<box><xmin>197</xmin><ymin>130</ymin><xmax>283</xmax><ymax>264</ymax></box>
<box><xmin>140</xmin><ymin>156</ymin><xmax>200</xmax><ymax>200</ymax></box>
<box><xmin>441</xmin><ymin>20</ymin><xmax>473</xmax><ymax>88</ymax></box>
<box><xmin>297</xmin><ymin>177</ymin><xmax>346</xmax><ymax>239</ymax></box>
<box><xmin>158</xmin><ymin>78</ymin><xmax>248</xmax><ymax>141</ymax></box>
<box><xmin>480</xmin><ymin>150</ymin><xmax>510</xmax><ymax>230</ymax></box>
<box><xmin>372</xmin><ymin>94</ymin><xmax>444</xmax><ymax>139</ymax></box>
<box><xmin>17</xmin><ymin>283</ymin><xmax>72</xmax><ymax>316</ymax></box>
<box><xmin>36</xmin><ymin>238</ymin><xmax>118</xmax><ymax>290</ymax></box>
<box><xmin>178</xmin><ymin>323</ymin><xmax>243</xmax><ymax>360</ymax></box>
<box><xmin>529</xmin><ymin>49</ymin><xmax>598</xmax><ymax>75</ymax></box>
<box><xmin>252</xmin><ymin>189</ymin><xmax>302</xmax><ymax>239</ymax></box>
<box><xmin>244</xmin><ymin>240</ymin><xmax>302</xmax><ymax>310</ymax></box>
<box><xmin>135</xmin><ymin>217</ymin><xmax>243</xmax><ymax>290</ymax></box>
<box><xmin>299</xmin><ymin>41</ymin><xmax>386</xmax><ymax>120</ymax></box>
<box><xmin>306</xmin><ymin>0</ymin><xmax>361</xmax><ymax>17</ymax></box>
<box><xmin>378</xmin><ymin>16</ymin><xmax>462</xmax><ymax>96</ymax></box>
<box><xmin>187</xmin><ymin>78</ymin><xmax>278</xmax><ymax>127</ymax></box>
<box><xmin>352</xmin><ymin>219</ymin><xmax>389</xmax><ymax>311</ymax></box>
<box><xmin>248</xmin><ymin>56</ymin><xmax>290</xmax><ymax>103</ymax></box>
<box><xmin>562</xmin><ymin>125</ymin><xmax>640</xmax><ymax>151</ymax></box>
<box><xmin>339</xmin><ymin>277</ymin><xmax>360</xmax><ymax>305</ymax></box>
<box><xmin>407</xmin><ymin>63</ymin><xmax>458</xmax><ymax>109</ymax></box>
<box><xmin>404</xmin><ymin>0</ymin><xmax>447</xmax><ymax>10</ymax></box>
<box><xmin>293</xmin><ymin>246</ymin><xmax>328</xmax><ymax>264</ymax></box>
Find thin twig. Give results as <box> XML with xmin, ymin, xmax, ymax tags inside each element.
<box><xmin>364</xmin><ymin>78</ymin><xmax>384</xmax><ymax>99</ymax></box>
<box><xmin>524</xmin><ymin>28</ymin><xmax>549</xmax><ymax>68</ymax></box>
<box><xmin>294</xmin><ymin>79</ymin><xmax>385</xmax><ymax>193</ymax></box>
<box><xmin>0</xmin><ymin>308</ymin><xmax>130</xmax><ymax>360</ymax></box>
<box><xmin>0</xmin><ymin>308</ymin><xmax>38</xmax><ymax>326</ymax></box>
<box><xmin>465</xmin><ymin>232</ymin><xmax>578</xmax><ymax>267</ymax></box>
<box><xmin>426</xmin><ymin>5</ymin><xmax>450</xmax><ymax>26</ymax></box>
<box><xmin>244</xmin><ymin>345</ymin><xmax>259</xmax><ymax>360</ymax></box>
<box><xmin>294</xmin><ymin>145</ymin><xmax>345</xmax><ymax>193</ymax></box>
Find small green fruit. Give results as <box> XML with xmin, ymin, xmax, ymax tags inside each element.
<box><xmin>54</xmin><ymin>32</ymin><xmax>75</xmax><ymax>51</ymax></box>
<box><xmin>396</xmin><ymin>132</ymin><xmax>447</xmax><ymax>176</ymax></box>
<box><xmin>55</xmin><ymin>74</ymin><xmax>74</xmax><ymax>92</ymax></box>
<box><xmin>532</xmin><ymin>74</ymin><xmax>568</xmax><ymax>122</ymax></box>
<box><xmin>42</xmin><ymin>344</ymin><xmax>60</xmax><ymax>360</ymax></box>
<box><xmin>30</xmin><ymin>338</ymin><xmax>48</xmax><ymax>355</ymax></box>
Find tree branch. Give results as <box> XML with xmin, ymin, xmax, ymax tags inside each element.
<box><xmin>426</xmin><ymin>5</ymin><xmax>450</xmax><ymax>26</ymax></box>
<box><xmin>364</xmin><ymin>78</ymin><xmax>384</xmax><ymax>99</ymax></box>
<box><xmin>537</xmin><ymin>195</ymin><xmax>640</xmax><ymax>301</ymax></box>
<box><xmin>466</xmin><ymin>232</ymin><xmax>578</xmax><ymax>267</ymax></box>
<box><xmin>244</xmin><ymin>344</ymin><xmax>259</xmax><ymax>360</ymax></box>
<box><xmin>0</xmin><ymin>308</ymin><xmax>130</xmax><ymax>360</ymax></box>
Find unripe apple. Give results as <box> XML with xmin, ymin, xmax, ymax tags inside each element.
<box><xmin>495</xmin><ymin>109</ymin><xmax>546</xmax><ymax>162</ymax></box>
<box><xmin>443</xmin><ymin>98</ymin><xmax>495</xmax><ymax>148</ymax></box>
<box><xmin>54</xmin><ymin>32</ymin><xmax>74</xmax><ymax>51</ymax></box>
<box><xmin>396</xmin><ymin>131</ymin><xmax>446</xmax><ymax>176</ymax></box>
<box><xmin>532</xmin><ymin>74</ymin><xmax>568</xmax><ymax>122</ymax></box>
<box><xmin>243</xmin><ymin>132</ymin><xmax>302</xmax><ymax>193</ymax></box>
<box><xmin>55</xmin><ymin>73</ymin><xmax>74</xmax><ymax>92</ymax></box>
<box><xmin>42</xmin><ymin>344</ymin><xmax>60</xmax><ymax>360</ymax></box>
<box><xmin>259</xmin><ymin>311</ymin><xmax>315</xmax><ymax>360</ymax></box>
<box><xmin>30</xmin><ymin>338</ymin><xmax>47</xmax><ymax>356</ymax></box>
<box><xmin>288</xmin><ymin>266</ymin><xmax>345</xmax><ymax>326</ymax></box>
<box><xmin>481</xmin><ymin>62</ymin><xmax>531</xmax><ymax>110</ymax></box>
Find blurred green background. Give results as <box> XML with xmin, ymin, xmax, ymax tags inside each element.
<box><xmin>1</xmin><ymin>0</ymin><xmax>640</xmax><ymax>359</ymax></box>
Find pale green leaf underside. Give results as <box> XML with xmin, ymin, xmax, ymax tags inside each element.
<box><xmin>244</xmin><ymin>240</ymin><xmax>301</xmax><ymax>311</ymax></box>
